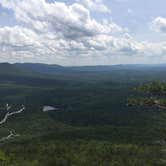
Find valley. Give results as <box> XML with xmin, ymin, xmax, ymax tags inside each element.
<box><xmin>0</xmin><ymin>63</ymin><xmax>165</xmax><ymax>165</ymax></box>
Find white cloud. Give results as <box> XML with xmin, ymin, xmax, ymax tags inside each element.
<box><xmin>76</xmin><ymin>0</ymin><xmax>111</xmax><ymax>14</ymax></box>
<box><xmin>151</xmin><ymin>17</ymin><xmax>166</xmax><ymax>34</ymax></box>
<box><xmin>0</xmin><ymin>0</ymin><xmax>121</xmax><ymax>37</ymax></box>
<box><xmin>0</xmin><ymin>0</ymin><xmax>165</xmax><ymax>65</ymax></box>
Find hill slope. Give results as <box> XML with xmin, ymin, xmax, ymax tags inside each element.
<box><xmin>0</xmin><ymin>63</ymin><xmax>165</xmax><ymax>165</ymax></box>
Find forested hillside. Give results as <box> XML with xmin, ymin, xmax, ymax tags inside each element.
<box><xmin>0</xmin><ymin>63</ymin><xmax>166</xmax><ymax>165</ymax></box>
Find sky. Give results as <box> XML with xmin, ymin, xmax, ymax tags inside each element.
<box><xmin>0</xmin><ymin>0</ymin><xmax>166</xmax><ymax>66</ymax></box>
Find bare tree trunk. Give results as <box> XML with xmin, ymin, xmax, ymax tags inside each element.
<box><xmin>0</xmin><ymin>104</ymin><xmax>25</xmax><ymax>142</ymax></box>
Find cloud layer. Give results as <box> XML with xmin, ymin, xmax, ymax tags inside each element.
<box><xmin>76</xmin><ymin>0</ymin><xmax>111</xmax><ymax>13</ymax></box>
<box><xmin>0</xmin><ymin>0</ymin><xmax>166</xmax><ymax>65</ymax></box>
<box><xmin>151</xmin><ymin>17</ymin><xmax>166</xmax><ymax>34</ymax></box>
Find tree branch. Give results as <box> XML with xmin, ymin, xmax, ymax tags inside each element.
<box><xmin>0</xmin><ymin>105</ymin><xmax>25</xmax><ymax>125</ymax></box>
<box><xmin>0</xmin><ymin>104</ymin><xmax>25</xmax><ymax>142</ymax></box>
<box><xmin>0</xmin><ymin>130</ymin><xmax>20</xmax><ymax>142</ymax></box>
<box><xmin>154</xmin><ymin>100</ymin><xmax>166</xmax><ymax>110</ymax></box>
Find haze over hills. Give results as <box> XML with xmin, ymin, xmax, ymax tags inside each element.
<box><xmin>14</xmin><ymin>63</ymin><xmax>166</xmax><ymax>73</ymax></box>
<box><xmin>0</xmin><ymin>62</ymin><xmax>164</xmax><ymax>76</ymax></box>
<box><xmin>0</xmin><ymin>62</ymin><xmax>165</xmax><ymax>83</ymax></box>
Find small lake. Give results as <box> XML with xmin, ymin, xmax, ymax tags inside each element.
<box><xmin>42</xmin><ymin>106</ymin><xmax>58</xmax><ymax>112</ymax></box>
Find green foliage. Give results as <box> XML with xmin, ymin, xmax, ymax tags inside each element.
<box><xmin>128</xmin><ymin>81</ymin><xmax>166</xmax><ymax>110</ymax></box>
<box><xmin>0</xmin><ymin>63</ymin><xmax>166</xmax><ymax>165</ymax></box>
<box><xmin>127</xmin><ymin>97</ymin><xmax>155</xmax><ymax>107</ymax></box>
<box><xmin>0</xmin><ymin>140</ymin><xmax>163</xmax><ymax>166</ymax></box>
<box><xmin>137</xmin><ymin>81</ymin><xmax>166</xmax><ymax>95</ymax></box>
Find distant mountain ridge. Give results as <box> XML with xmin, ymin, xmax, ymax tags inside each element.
<box><xmin>14</xmin><ymin>63</ymin><xmax>166</xmax><ymax>74</ymax></box>
<box><xmin>0</xmin><ymin>63</ymin><xmax>30</xmax><ymax>75</ymax></box>
<box><xmin>15</xmin><ymin>63</ymin><xmax>65</xmax><ymax>74</ymax></box>
<box><xmin>1</xmin><ymin>63</ymin><xmax>166</xmax><ymax>83</ymax></box>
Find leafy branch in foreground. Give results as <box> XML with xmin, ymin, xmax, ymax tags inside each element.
<box><xmin>136</xmin><ymin>81</ymin><xmax>166</xmax><ymax>96</ymax></box>
<box><xmin>127</xmin><ymin>81</ymin><xmax>166</xmax><ymax>110</ymax></box>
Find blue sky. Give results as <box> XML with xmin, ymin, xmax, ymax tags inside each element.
<box><xmin>0</xmin><ymin>0</ymin><xmax>166</xmax><ymax>65</ymax></box>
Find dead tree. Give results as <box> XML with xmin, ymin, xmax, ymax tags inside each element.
<box><xmin>0</xmin><ymin>104</ymin><xmax>25</xmax><ymax>142</ymax></box>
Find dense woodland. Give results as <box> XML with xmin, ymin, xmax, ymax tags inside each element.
<box><xmin>0</xmin><ymin>63</ymin><xmax>166</xmax><ymax>165</ymax></box>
